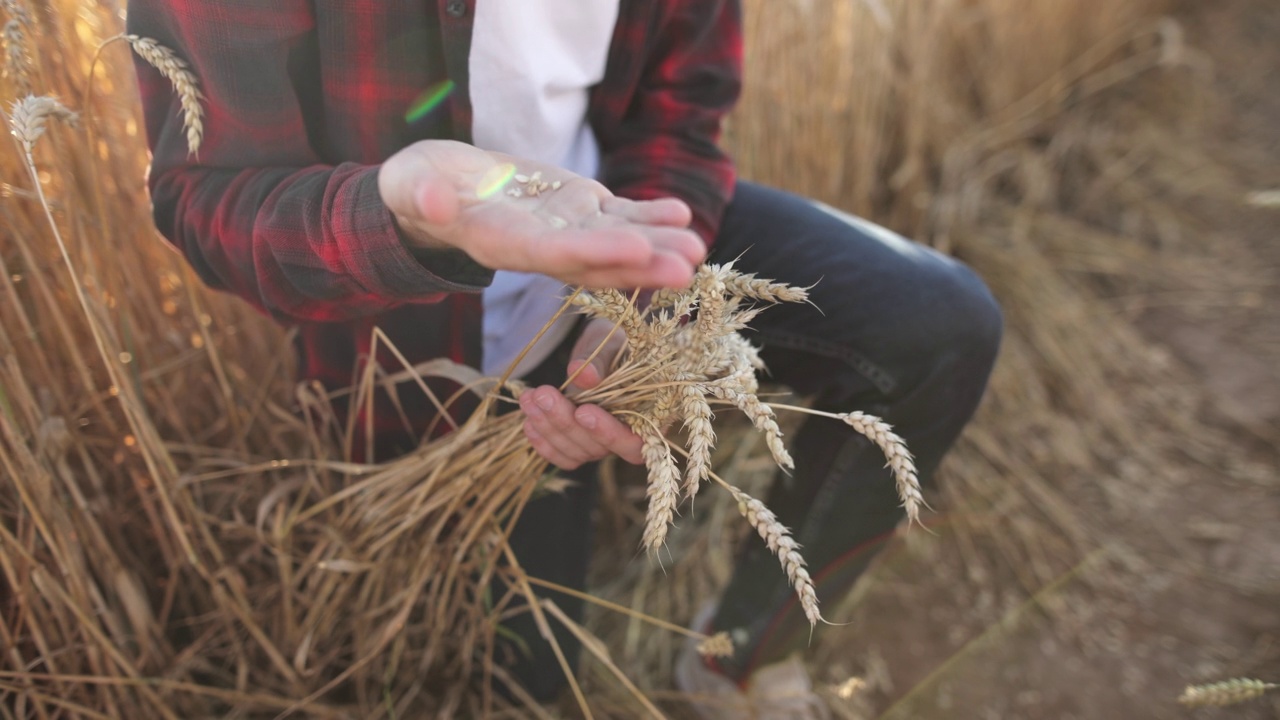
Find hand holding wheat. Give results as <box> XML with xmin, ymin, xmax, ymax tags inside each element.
<box><xmin>561</xmin><ymin>263</ymin><xmax>926</xmax><ymax>626</ymax></box>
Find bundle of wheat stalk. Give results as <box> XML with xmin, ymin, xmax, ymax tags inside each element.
<box><xmin>261</xmin><ymin>264</ymin><xmax>923</xmax><ymax>716</ymax></box>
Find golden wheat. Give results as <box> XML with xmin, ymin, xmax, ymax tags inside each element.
<box><xmin>697</xmin><ymin>632</ymin><xmax>735</xmax><ymax>660</ymax></box>
<box><xmin>2</xmin><ymin>17</ymin><xmax>30</xmax><ymax>92</ymax></box>
<box><xmin>7</xmin><ymin>94</ymin><xmax>76</xmax><ymax>153</ymax></box>
<box><xmin>1178</xmin><ymin>678</ymin><xmax>1278</xmax><ymax>708</ymax></box>
<box><xmin>838</xmin><ymin>412</ymin><xmax>925</xmax><ymax>524</ymax></box>
<box><xmin>121</xmin><ymin>34</ymin><xmax>203</xmax><ymax>155</ymax></box>
<box><xmin>729</xmin><ymin>486</ymin><xmax>823</xmax><ymax>625</ymax></box>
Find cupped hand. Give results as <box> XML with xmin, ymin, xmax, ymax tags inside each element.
<box><xmin>518</xmin><ymin>317</ymin><xmax>643</xmax><ymax>470</ymax></box>
<box><xmin>378</xmin><ymin>140</ymin><xmax>705</xmax><ymax>289</ymax></box>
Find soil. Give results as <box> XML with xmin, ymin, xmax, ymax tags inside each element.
<box><xmin>811</xmin><ymin>1</ymin><xmax>1280</xmax><ymax>718</ymax></box>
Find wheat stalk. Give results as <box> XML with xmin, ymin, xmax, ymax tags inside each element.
<box><xmin>121</xmin><ymin>34</ymin><xmax>203</xmax><ymax>155</ymax></box>
<box><xmin>1178</xmin><ymin>678</ymin><xmax>1278</xmax><ymax>707</ymax></box>
<box><xmin>556</xmin><ymin>265</ymin><xmax>924</xmax><ymax>626</ymax></box>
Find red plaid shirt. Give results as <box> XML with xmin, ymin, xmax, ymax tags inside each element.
<box><xmin>128</xmin><ymin>0</ymin><xmax>741</xmax><ymax>456</ymax></box>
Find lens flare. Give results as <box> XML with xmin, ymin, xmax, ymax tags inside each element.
<box><xmin>476</xmin><ymin>163</ymin><xmax>517</xmax><ymax>200</ymax></box>
<box><xmin>404</xmin><ymin>80</ymin><xmax>455</xmax><ymax>123</ymax></box>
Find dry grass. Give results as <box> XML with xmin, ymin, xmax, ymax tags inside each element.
<box><xmin>0</xmin><ymin>0</ymin><xmax>1255</xmax><ymax>717</ymax></box>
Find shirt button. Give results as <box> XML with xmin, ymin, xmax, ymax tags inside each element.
<box><xmin>445</xmin><ymin>0</ymin><xmax>467</xmax><ymax>17</ymax></box>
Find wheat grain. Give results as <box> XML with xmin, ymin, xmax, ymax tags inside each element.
<box><xmin>1178</xmin><ymin>678</ymin><xmax>1278</xmax><ymax>707</ymax></box>
<box><xmin>649</xmin><ymin>383</ymin><xmax>683</xmax><ymax>429</ymax></box>
<box><xmin>680</xmin><ymin>385</ymin><xmax>715</xmax><ymax>500</ymax></box>
<box><xmin>696</xmin><ymin>632</ymin><xmax>734</xmax><ymax>659</ymax></box>
<box><xmin>648</xmin><ymin>287</ymin><xmax>682</xmax><ymax>309</ymax></box>
<box><xmin>8</xmin><ymin>95</ymin><xmax>77</xmax><ymax>154</ymax></box>
<box><xmin>838</xmin><ymin>412</ymin><xmax>924</xmax><ymax>524</ymax></box>
<box><xmin>122</xmin><ymin>35</ymin><xmax>203</xmax><ymax>155</ymax></box>
<box><xmin>729</xmin><ymin>486</ymin><xmax>821</xmax><ymax>625</ymax></box>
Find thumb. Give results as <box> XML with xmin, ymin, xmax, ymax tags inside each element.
<box><xmin>378</xmin><ymin>146</ymin><xmax>461</xmax><ymax>228</ymax></box>
<box><xmin>568</xmin><ymin>319</ymin><xmax>625</xmax><ymax>391</ymax></box>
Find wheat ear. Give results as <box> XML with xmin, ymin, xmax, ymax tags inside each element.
<box><xmin>696</xmin><ymin>632</ymin><xmax>734</xmax><ymax>659</ymax></box>
<box><xmin>122</xmin><ymin>35</ymin><xmax>203</xmax><ymax>155</ymax></box>
<box><xmin>628</xmin><ymin>417</ymin><xmax>681</xmax><ymax>554</ymax></box>
<box><xmin>729</xmin><ymin>486</ymin><xmax>821</xmax><ymax>625</ymax></box>
<box><xmin>1178</xmin><ymin>678</ymin><xmax>1278</xmax><ymax>707</ymax></box>
<box><xmin>8</xmin><ymin>95</ymin><xmax>77</xmax><ymax>154</ymax></box>
<box><xmin>2</xmin><ymin>17</ymin><xmax>30</xmax><ymax>93</ymax></box>
<box><xmin>571</xmin><ymin>288</ymin><xmax>652</xmax><ymax>358</ymax></box>
<box><xmin>724</xmin><ymin>272</ymin><xmax>812</xmax><ymax>304</ymax></box>
<box><xmin>838</xmin><ymin>412</ymin><xmax>924</xmax><ymax>524</ymax></box>
<box><xmin>693</xmin><ymin>264</ymin><xmax>729</xmax><ymax>345</ymax></box>
<box><xmin>680</xmin><ymin>385</ymin><xmax>715</xmax><ymax>500</ymax></box>
<box><xmin>703</xmin><ymin>383</ymin><xmax>794</xmax><ymax>470</ymax></box>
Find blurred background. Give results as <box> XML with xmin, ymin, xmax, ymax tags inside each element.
<box><xmin>1</xmin><ymin>0</ymin><xmax>1277</xmax><ymax>717</ymax></box>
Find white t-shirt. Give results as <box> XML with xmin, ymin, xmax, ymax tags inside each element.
<box><xmin>469</xmin><ymin>1</ymin><xmax>621</xmax><ymax>377</ymax></box>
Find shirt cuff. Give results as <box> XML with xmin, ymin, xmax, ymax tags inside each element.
<box><xmin>343</xmin><ymin>164</ymin><xmax>495</xmax><ymax>298</ymax></box>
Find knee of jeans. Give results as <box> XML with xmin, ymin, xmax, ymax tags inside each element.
<box><xmin>911</xmin><ymin>262</ymin><xmax>1003</xmax><ymax>385</ymax></box>
<box><xmin>950</xmin><ymin>264</ymin><xmax>1003</xmax><ymax>366</ymax></box>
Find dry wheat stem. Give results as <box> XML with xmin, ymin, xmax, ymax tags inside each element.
<box><xmin>1178</xmin><ymin>678</ymin><xmax>1278</xmax><ymax>708</ymax></box>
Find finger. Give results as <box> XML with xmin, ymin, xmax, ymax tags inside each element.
<box><xmin>649</xmin><ymin>228</ymin><xmax>707</xmax><ymax>266</ymax></box>
<box><xmin>601</xmin><ymin>196</ymin><xmax>693</xmax><ymax>228</ymax></box>
<box><xmin>378</xmin><ymin>149</ymin><xmax>460</xmax><ymax>227</ymax></box>
<box><xmin>571</xmin><ymin>248</ymin><xmax>699</xmax><ymax>289</ymax></box>
<box><xmin>574</xmin><ymin>405</ymin><xmax>645</xmax><ymax>465</ymax></box>
<box><xmin>523</xmin><ymin>422</ymin><xmax>583</xmax><ymax>470</ymax></box>
<box><xmin>524</xmin><ymin>227</ymin><xmax>655</xmax><ymax>273</ymax></box>
<box><xmin>521</xmin><ymin>387</ymin><xmax>608</xmax><ymax>462</ymax></box>
<box><xmin>568</xmin><ymin>320</ymin><xmax>626</xmax><ymax>391</ymax></box>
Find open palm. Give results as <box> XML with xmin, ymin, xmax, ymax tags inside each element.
<box><xmin>379</xmin><ymin>140</ymin><xmax>705</xmax><ymax>289</ymax></box>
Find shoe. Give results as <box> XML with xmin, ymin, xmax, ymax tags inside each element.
<box><xmin>675</xmin><ymin>603</ymin><xmax>831</xmax><ymax>720</ymax></box>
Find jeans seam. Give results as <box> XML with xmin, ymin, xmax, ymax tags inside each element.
<box><xmin>756</xmin><ymin>329</ymin><xmax>898</xmax><ymax>395</ymax></box>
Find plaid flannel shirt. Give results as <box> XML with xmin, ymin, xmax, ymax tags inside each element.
<box><xmin>128</xmin><ymin>0</ymin><xmax>741</xmax><ymax>455</ymax></box>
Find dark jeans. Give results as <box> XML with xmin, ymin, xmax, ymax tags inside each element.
<box><xmin>498</xmin><ymin>181</ymin><xmax>1002</xmax><ymax>697</ymax></box>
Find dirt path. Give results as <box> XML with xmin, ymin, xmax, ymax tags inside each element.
<box><xmin>817</xmin><ymin>2</ymin><xmax>1280</xmax><ymax>718</ymax></box>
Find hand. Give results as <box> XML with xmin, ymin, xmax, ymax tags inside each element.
<box><xmin>378</xmin><ymin>140</ymin><xmax>705</xmax><ymax>289</ymax></box>
<box><xmin>518</xmin><ymin>318</ymin><xmax>643</xmax><ymax>470</ymax></box>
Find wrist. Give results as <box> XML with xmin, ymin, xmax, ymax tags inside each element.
<box><xmin>391</xmin><ymin>213</ymin><xmax>455</xmax><ymax>252</ymax></box>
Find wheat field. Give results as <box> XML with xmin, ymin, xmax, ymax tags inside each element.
<box><xmin>3</xmin><ymin>0</ymin><xmax>1262</xmax><ymax>717</ymax></box>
